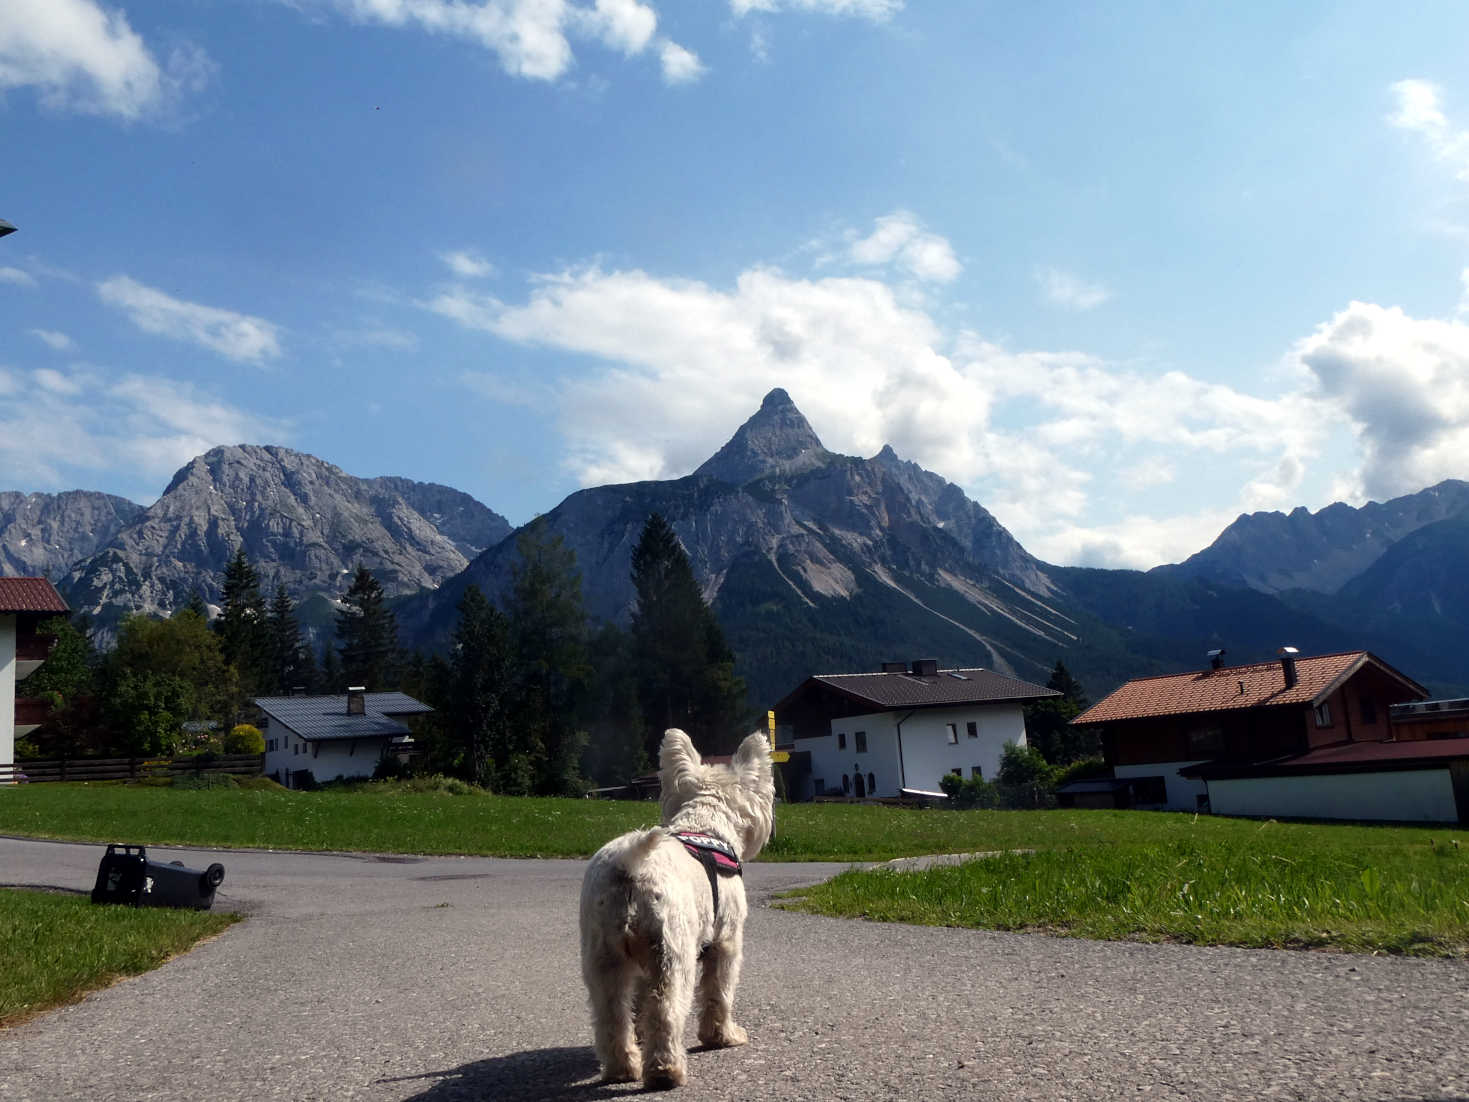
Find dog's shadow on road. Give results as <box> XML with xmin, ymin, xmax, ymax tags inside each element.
<box><xmin>387</xmin><ymin>1045</ymin><xmax>652</xmax><ymax>1101</ymax></box>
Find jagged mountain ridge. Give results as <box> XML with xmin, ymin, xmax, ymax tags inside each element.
<box><xmin>0</xmin><ymin>490</ymin><xmax>144</xmax><ymax>579</ymax></box>
<box><xmin>54</xmin><ymin>445</ymin><xmax>511</xmax><ymax>630</ymax></box>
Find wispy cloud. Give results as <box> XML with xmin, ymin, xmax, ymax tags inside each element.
<box><xmin>1</xmin><ymin>0</ymin><xmax>213</xmax><ymax>121</ymax></box>
<box><xmin>98</xmin><ymin>275</ymin><xmax>283</xmax><ymax>365</ymax></box>
<box><xmin>30</xmin><ymin>328</ymin><xmax>74</xmax><ymax>351</ymax></box>
<box><xmin>1389</xmin><ymin>78</ymin><xmax>1469</xmax><ymax>181</ymax></box>
<box><xmin>306</xmin><ymin>0</ymin><xmax>697</xmax><ymax>85</ymax></box>
<box><xmin>439</xmin><ymin>249</ymin><xmax>496</xmax><ymax>279</ymax></box>
<box><xmin>1035</xmin><ymin>266</ymin><xmax>1110</xmax><ymax>311</ymax></box>
<box><xmin>848</xmin><ymin>211</ymin><xmax>961</xmax><ymax>283</ymax></box>
<box><xmin>0</xmin><ymin>267</ymin><xmax>37</xmax><ymax>287</ymax></box>
<box><xmin>729</xmin><ymin>0</ymin><xmax>902</xmax><ymax>21</ymax></box>
<box><xmin>658</xmin><ymin>39</ymin><xmax>705</xmax><ymax>84</ymax></box>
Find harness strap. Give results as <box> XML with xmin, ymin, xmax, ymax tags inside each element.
<box><xmin>671</xmin><ymin>830</ymin><xmax>742</xmax><ymax>919</ymax></box>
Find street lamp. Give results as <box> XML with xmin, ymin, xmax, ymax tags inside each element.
<box><xmin>0</xmin><ymin>220</ymin><xmax>15</xmax><ymax>239</ymax></box>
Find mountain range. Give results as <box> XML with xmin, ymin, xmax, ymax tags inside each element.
<box><xmin>4</xmin><ymin>391</ymin><xmax>1466</xmax><ymax>703</ymax></box>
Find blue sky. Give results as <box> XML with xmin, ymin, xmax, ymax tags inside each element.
<box><xmin>4</xmin><ymin>0</ymin><xmax>1469</xmax><ymax>569</ymax></box>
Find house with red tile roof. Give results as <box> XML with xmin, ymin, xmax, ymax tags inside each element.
<box><xmin>775</xmin><ymin>659</ymin><xmax>1058</xmax><ymax>799</ymax></box>
<box><xmin>1068</xmin><ymin>648</ymin><xmax>1469</xmax><ymax>823</ymax></box>
<box><xmin>0</xmin><ymin>578</ymin><xmax>69</xmax><ymax>781</ymax></box>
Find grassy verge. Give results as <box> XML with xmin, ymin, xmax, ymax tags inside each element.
<box><xmin>779</xmin><ymin>819</ymin><xmax>1469</xmax><ymax>957</ymax></box>
<box><xmin>0</xmin><ymin>889</ymin><xmax>238</xmax><ymax>1027</ymax></box>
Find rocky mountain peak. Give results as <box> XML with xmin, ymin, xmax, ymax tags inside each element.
<box><xmin>693</xmin><ymin>388</ymin><xmax>834</xmax><ymax>486</ymax></box>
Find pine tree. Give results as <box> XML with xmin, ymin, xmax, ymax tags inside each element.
<box><xmin>507</xmin><ymin>518</ymin><xmax>590</xmax><ymax>796</ymax></box>
<box><xmin>336</xmin><ymin>565</ymin><xmax>398</xmax><ymax>689</ymax></box>
<box><xmin>1024</xmin><ymin>660</ymin><xmax>1097</xmax><ymax>765</ymax></box>
<box><xmin>629</xmin><ymin>512</ymin><xmax>747</xmax><ymax>759</ymax></box>
<box><xmin>266</xmin><ymin>585</ymin><xmax>310</xmax><ymax>695</ymax></box>
<box><xmin>581</xmin><ymin>622</ymin><xmax>647</xmax><ymax>786</ymax></box>
<box><xmin>214</xmin><ymin>547</ymin><xmax>270</xmax><ymax>698</ymax></box>
<box><xmin>447</xmin><ymin>585</ymin><xmax>515</xmax><ymax>789</ymax></box>
<box><xmin>318</xmin><ymin>640</ymin><xmax>344</xmax><ymax>694</ymax></box>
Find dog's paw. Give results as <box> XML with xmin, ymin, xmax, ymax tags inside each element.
<box><xmin>698</xmin><ymin>1021</ymin><xmax>749</xmax><ymax>1049</ymax></box>
<box><xmin>643</xmin><ymin>1062</ymin><xmax>687</xmax><ymax>1090</ymax></box>
<box><xmin>599</xmin><ymin>1061</ymin><xmax>641</xmax><ymax>1085</ymax></box>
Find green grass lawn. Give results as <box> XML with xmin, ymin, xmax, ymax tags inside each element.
<box><xmin>3</xmin><ymin>783</ymin><xmax>1467</xmax><ymax>957</ymax></box>
<box><xmin>0</xmin><ymin>888</ymin><xmax>238</xmax><ymax>1027</ymax></box>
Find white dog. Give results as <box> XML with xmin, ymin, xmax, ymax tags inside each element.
<box><xmin>579</xmin><ymin>728</ymin><xmax>775</xmax><ymax>1090</ymax></box>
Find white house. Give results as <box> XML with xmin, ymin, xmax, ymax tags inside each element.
<box><xmin>255</xmin><ymin>688</ymin><xmax>432</xmax><ymax>788</ymax></box>
<box><xmin>0</xmin><ymin>578</ymin><xmax>69</xmax><ymax>783</ymax></box>
<box><xmin>774</xmin><ymin>659</ymin><xmax>1058</xmax><ymax>799</ymax></box>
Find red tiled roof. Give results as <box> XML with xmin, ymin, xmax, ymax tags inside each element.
<box><xmin>1072</xmin><ymin>651</ymin><xmax>1424</xmax><ymax>726</ymax></box>
<box><xmin>0</xmin><ymin>577</ymin><xmax>69</xmax><ymax>615</ymax></box>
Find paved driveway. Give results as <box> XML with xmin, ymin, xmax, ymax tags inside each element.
<box><xmin>2</xmin><ymin>835</ymin><xmax>1466</xmax><ymax>1101</ymax></box>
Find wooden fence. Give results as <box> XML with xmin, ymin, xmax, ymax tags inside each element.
<box><xmin>1</xmin><ymin>754</ymin><xmax>265</xmax><ymax>784</ymax></box>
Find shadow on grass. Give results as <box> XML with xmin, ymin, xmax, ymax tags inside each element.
<box><xmin>388</xmin><ymin>1045</ymin><xmax>648</xmax><ymax>1100</ymax></box>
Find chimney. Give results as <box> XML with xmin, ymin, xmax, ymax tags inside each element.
<box><xmin>911</xmin><ymin>659</ymin><xmax>939</xmax><ymax>677</ymax></box>
<box><xmin>1207</xmin><ymin>648</ymin><xmax>1226</xmax><ymax>671</ymax></box>
<box><xmin>881</xmin><ymin>661</ymin><xmax>907</xmax><ymax>673</ymax></box>
<box><xmin>1278</xmin><ymin>647</ymin><xmax>1299</xmax><ymax>689</ymax></box>
<box><xmin>346</xmin><ymin>686</ymin><xmax>366</xmax><ymax>715</ymax></box>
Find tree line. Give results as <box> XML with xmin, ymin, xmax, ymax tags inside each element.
<box><xmin>19</xmin><ymin>513</ymin><xmax>750</xmax><ymax>794</ymax></box>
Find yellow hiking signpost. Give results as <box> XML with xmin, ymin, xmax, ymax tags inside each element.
<box><xmin>767</xmin><ymin>710</ymin><xmax>790</xmax><ymax>763</ymax></box>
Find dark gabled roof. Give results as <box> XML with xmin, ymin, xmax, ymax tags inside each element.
<box><xmin>0</xmin><ymin>577</ymin><xmax>68</xmax><ymax>614</ymax></box>
<box><xmin>1072</xmin><ymin>651</ymin><xmax>1426</xmax><ymax>726</ymax></box>
<box><xmin>253</xmin><ymin>692</ymin><xmax>432</xmax><ymax>742</ymax></box>
<box><xmin>778</xmin><ymin>668</ymin><xmax>1057</xmax><ymax>717</ymax></box>
<box><xmin>1179</xmin><ymin>734</ymin><xmax>1469</xmax><ymax>780</ymax></box>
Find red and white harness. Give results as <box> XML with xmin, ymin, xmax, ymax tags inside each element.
<box><xmin>670</xmin><ymin>830</ymin><xmax>742</xmax><ymax>917</ymax></box>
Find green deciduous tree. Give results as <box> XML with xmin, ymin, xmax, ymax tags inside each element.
<box><xmin>336</xmin><ymin>565</ymin><xmax>398</xmax><ymax>689</ymax></box>
<box><xmin>629</xmin><ymin>512</ymin><xmax>747</xmax><ymax>759</ymax></box>
<box><xmin>22</xmin><ymin>615</ymin><xmax>102</xmax><ymax>759</ymax></box>
<box><xmin>996</xmin><ymin>740</ymin><xmax>1057</xmax><ymax>809</ymax></box>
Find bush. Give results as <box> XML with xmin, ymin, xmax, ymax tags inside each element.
<box><xmin>939</xmin><ymin>772</ymin><xmax>1000</xmax><ymax>809</ymax></box>
<box><xmin>996</xmin><ymin>741</ymin><xmax>1057</xmax><ymax>809</ymax></box>
<box><xmin>372</xmin><ymin>754</ymin><xmax>408</xmax><ymax>781</ymax></box>
<box><xmin>1054</xmin><ymin>755</ymin><xmax>1110</xmax><ymax>789</ymax></box>
<box><xmin>223</xmin><ymin>724</ymin><xmax>264</xmax><ymax>754</ymax></box>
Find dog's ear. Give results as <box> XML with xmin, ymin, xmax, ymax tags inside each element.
<box><xmin>732</xmin><ymin>731</ymin><xmax>773</xmax><ymax>793</ymax></box>
<box><xmin>659</xmin><ymin>728</ymin><xmax>702</xmax><ymax>801</ymax></box>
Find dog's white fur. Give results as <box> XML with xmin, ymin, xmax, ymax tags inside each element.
<box><xmin>579</xmin><ymin>728</ymin><xmax>774</xmax><ymax>1090</ymax></box>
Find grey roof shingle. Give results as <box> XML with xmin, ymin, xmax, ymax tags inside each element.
<box><xmin>784</xmin><ymin>668</ymin><xmax>1058</xmax><ymax>712</ymax></box>
<box><xmin>253</xmin><ymin>692</ymin><xmax>432</xmax><ymax>742</ymax></box>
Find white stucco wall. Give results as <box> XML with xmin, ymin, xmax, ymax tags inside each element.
<box><xmin>796</xmin><ymin>704</ymin><xmax>1028</xmax><ymax>797</ymax></box>
<box><xmin>262</xmin><ymin>717</ymin><xmax>385</xmax><ymax>787</ymax></box>
<box><xmin>0</xmin><ymin>615</ymin><xmax>15</xmax><ymax>777</ymax></box>
<box><xmin>1207</xmin><ymin>770</ymin><xmax>1458</xmax><ymax>823</ymax></box>
<box><xmin>1113</xmin><ymin>761</ymin><xmax>1210</xmax><ymax>812</ymax></box>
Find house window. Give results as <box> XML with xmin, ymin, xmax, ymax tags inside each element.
<box><xmin>842</xmin><ymin>774</ymin><xmax>851</xmax><ymax>794</ymax></box>
<box><xmin>837</xmin><ymin>732</ymin><xmax>847</xmax><ymax>750</ymax></box>
<box><xmin>966</xmin><ymin>721</ymin><xmax>978</xmax><ymax>738</ymax></box>
<box><xmin>855</xmin><ymin>731</ymin><xmax>867</xmax><ymax>753</ymax></box>
<box><xmin>1314</xmin><ymin>702</ymin><xmax>1333</xmax><ymax>728</ymax></box>
<box><xmin>949</xmin><ymin>767</ymin><xmax>963</xmax><ymax>777</ymax></box>
<box><xmin>867</xmin><ymin>772</ymin><xmax>876</xmax><ymax>793</ymax></box>
<box><xmin>946</xmin><ymin>723</ymin><xmax>958</xmax><ymax>744</ymax></box>
<box><xmin>1187</xmin><ymin>726</ymin><xmax>1223</xmax><ymax>755</ymax></box>
<box><xmin>1360</xmin><ymin>697</ymin><xmax>1377</xmax><ymax>725</ymax></box>
<box><xmin>814</xmin><ymin>779</ymin><xmax>825</xmax><ymax>795</ymax></box>
<box><xmin>971</xmin><ymin>766</ymin><xmax>983</xmax><ymax>779</ymax></box>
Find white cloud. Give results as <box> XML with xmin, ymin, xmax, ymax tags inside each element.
<box><xmin>848</xmin><ymin>211</ymin><xmax>961</xmax><ymax>283</ymax></box>
<box><xmin>658</xmin><ymin>39</ymin><xmax>705</xmax><ymax>84</ymax></box>
<box><xmin>30</xmin><ymin>328</ymin><xmax>74</xmax><ymax>351</ymax></box>
<box><xmin>439</xmin><ymin>249</ymin><xmax>496</xmax><ymax>278</ymax></box>
<box><xmin>98</xmin><ymin>275</ymin><xmax>283</xmax><ymax>364</ymax></box>
<box><xmin>1294</xmin><ymin>299</ymin><xmax>1469</xmax><ymax>501</ymax></box>
<box><xmin>1035</xmin><ymin>266</ymin><xmax>1110</xmax><ymax>311</ymax></box>
<box><xmin>0</xmin><ymin>0</ymin><xmax>213</xmax><ymax>121</ymax></box>
<box><xmin>729</xmin><ymin>0</ymin><xmax>901</xmax><ymax>20</ymax></box>
<box><xmin>0</xmin><ymin>267</ymin><xmax>37</xmax><ymax>287</ymax></box>
<box><xmin>0</xmin><ymin>368</ymin><xmax>288</xmax><ymax>496</ymax></box>
<box><xmin>427</xmin><ymin>248</ymin><xmax>1330</xmax><ymax>570</ymax></box>
<box><xmin>318</xmin><ymin>0</ymin><xmax>684</xmax><ymax>83</ymax></box>
<box><xmin>1389</xmin><ymin>78</ymin><xmax>1469</xmax><ymax>182</ymax></box>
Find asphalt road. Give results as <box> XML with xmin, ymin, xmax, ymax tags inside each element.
<box><xmin>2</xmin><ymin>835</ymin><xmax>1467</xmax><ymax>1101</ymax></box>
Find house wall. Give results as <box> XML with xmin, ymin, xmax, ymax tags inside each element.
<box><xmin>1113</xmin><ymin>761</ymin><xmax>1209</xmax><ymax>812</ymax></box>
<box><xmin>796</xmin><ymin>704</ymin><xmax>1027</xmax><ymax>797</ymax></box>
<box><xmin>0</xmin><ymin>615</ymin><xmax>15</xmax><ymax>776</ymax></box>
<box><xmin>262</xmin><ymin>718</ymin><xmax>388</xmax><ymax>787</ymax></box>
<box><xmin>1206</xmin><ymin>769</ymin><xmax>1459</xmax><ymax>823</ymax></box>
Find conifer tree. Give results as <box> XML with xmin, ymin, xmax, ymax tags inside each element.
<box><xmin>266</xmin><ymin>584</ymin><xmax>311</xmax><ymax>694</ymax></box>
<box><xmin>447</xmin><ymin>584</ymin><xmax>514</xmax><ymax>789</ymax></box>
<box><xmin>214</xmin><ymin>547</ymin><xmax>270</xmax><ymax>697</ymax></box>
<box><xmin>336</xmin><ymin>565</ymin><xmax>398</xmax><ymax>689</ymax></box>
<box><xmin>1024</xmin><ymin>660</ymin><xmax>1097</xmax><ymax>765</ymax></box>
<box><xmin>629</xmin><ymin>512</ymin><xmax>746</xmax><ymax>759</ymax></box>
<box><xmin>507</xmin><ymin>518</ymin><xmax>590</xmax><ymax>795</ymax></box>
